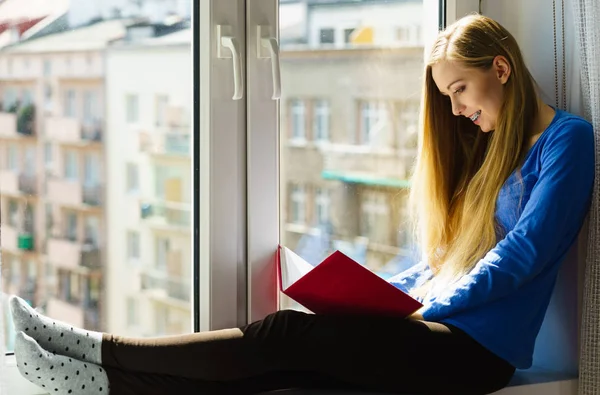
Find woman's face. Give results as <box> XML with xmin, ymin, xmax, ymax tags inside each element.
<box><xmin>431</xmin><ymin>57</ymin><xmax>510</xmax><ymax>132</ymax></box>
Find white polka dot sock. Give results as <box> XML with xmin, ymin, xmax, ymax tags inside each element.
<box><xmin>9</xmin><ymin>295</ymin><xmax>103</xmax><ymax>365</ymax></box>
<box><xmin>15</xmin><ymin>331</ymin><xmax>109</xmax><ymax>395</ymax></box>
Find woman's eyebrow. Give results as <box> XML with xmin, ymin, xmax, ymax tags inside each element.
<box><xmin>446</xmin><ymin>79</ymin><xmax>464</xmax><ymax>90</ymax></box>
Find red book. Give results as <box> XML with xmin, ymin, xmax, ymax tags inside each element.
<box><xmin>277</xmin><ymin>245</ymin><xmax>423</xmax><ymax>317</ymax></box>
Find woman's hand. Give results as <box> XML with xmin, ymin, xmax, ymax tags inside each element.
<box><xmin>407</xmin><ymin>308</ymin><xmax>424</xmax><ymax>321</ymax></box>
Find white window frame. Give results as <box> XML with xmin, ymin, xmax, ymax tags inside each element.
<box><xmin>290</xmin><ymin>183</ymin><xmax>307</xmax><ymax>225</ymax></box>
<box><xmin>6</xmin><ymin>2</ymin><xmax>467</xmax><ymax>395</ymax></box>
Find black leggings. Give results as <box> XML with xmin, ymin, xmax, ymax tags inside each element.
<box><xmin>101</xmin><ymin>310</ymin><xmax>515</xmax><ymax>395</ymax></box>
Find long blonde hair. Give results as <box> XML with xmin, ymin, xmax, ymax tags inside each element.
<box><xmin>409</xmin><ymin>14</ymin><xmax>540</xmax><ymax>287</ymax></box>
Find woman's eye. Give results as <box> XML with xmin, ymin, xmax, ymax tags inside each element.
<box><xmin>454</xmin><ymin>87</ymin><xmax>465</xmax><ymax>94</ymax></box>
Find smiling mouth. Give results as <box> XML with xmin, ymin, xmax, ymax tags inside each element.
<box><xmin>469</xmin><ymin>110</ymin><xmax>482</xmax><ymax>122</ymax></box>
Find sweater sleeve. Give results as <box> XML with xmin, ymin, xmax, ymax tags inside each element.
<box><xmin>387</xmin><ymin>260</ymin><xmax>433</xmax><ymax>294</ymax></box>
<box><xmin>421</xmin><ymin>119</ymin><xmax>595</xmax><ymax>321</ymax></box>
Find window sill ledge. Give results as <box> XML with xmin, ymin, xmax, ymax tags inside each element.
<box><xmin>4</xmin><ymin>354</ymin><xmax>578</xmax><ymax>395</ymax></box>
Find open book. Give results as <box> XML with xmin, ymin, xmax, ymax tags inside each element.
<box><xmin>277</xmin><ymin>245</ymin><xmax>423</xmax><ymax>317</ymax></box>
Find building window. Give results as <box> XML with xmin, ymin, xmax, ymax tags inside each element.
<box><xmin>126</xmin><ymin>94</ymin><xmax>139</xmax><ymax>123</ymax></box>
<box><xmin>3</xmin><ymin>87</ymin><xmax>16</xmax><ymax>111</ymax></box>
<box><xmin>127</xmin><ymin>231</ymin><xmax>140</xmax><ymax>261</ymax></box>
<box><xmin>44</xmin><ymin>142</ymin><xmax>53</xmax><ymax>166</ymax></box>
<box><xmin>22</xmin><ymin>88</ymin><xmax>33</xmax><ymax>106</ymax></box>
<box><xmin>65</xmin><ymin>212</ymin><xmax>78</xmax><ymax>242</ymax></box>
<box><xmin>319</xmin><ymin>28</ymin><xmax>335</xmax><ymax>44</ymax></box>
<box><xmin>314</xmin><ymin>187</ymin><xmax>330</xmax><ymax>227</ymax></box>
<box><xmin>83</xmin><ymin>90</ymin><xmax>96</xmax><ymax>122</ymax></box>
<box><xmin>360</xmin><ymin>101</ymin><xmax>389</xmax><ymax>146</ymax></box>
<box><xmin>290</xmin><ymin>99</ymin><xmax>306</xmax><ymax>142</ymax></box>
<box><xmin>64</xmin><ymin>89</ymin><xmax>76</xmax><ymax>117</ymax></box>
<box><xmin>396</xmin><ymin>26</ymin><xmax>410</xmax><ymax>43</ymax></box>
<box><xmin>313</xmin><ymin>100</ymin><xmax>330</xmax><ymax>142</ymax></box>
<box><xmin>360</xmin><ymin>191</ymin><xmax>391</xmax><ymax>244</ymax></box>
<box><xmin>84</xmin><ymin>216</ymin><xmax>99</xmax><ymax>246</ymax></box>
<box><xmin>43</xmin><ymin>59</ymin><xmax>52</xmax><ymax>76</ymax></box>
<box><xmin>155</xmin><ymin>94</ymin><xmax>169</xmax><ymax>126</ymax></box>
<box><xmin>8</xmin><ymin>199</ymin><xmax>18</xmax><ymax>227</ymax></box>
<box><xmin>344</xmin><ymin>28</ymin><xmax>356</xmax><ymax>44</ymax></box>
<box><xmin>126</xmin><ymin>163</ymin><xmax>139</xmax><ymax>193</ymax></box>
<box><xmin>290</xmin><ymin>183</ymin><xmax>306</xmax><ymax>225</ymax></box>
<box><xmin>64</xmin><ymin>150</ymin><xmax>78</xmax><ymax>180</ymax></box>
<box><xmin>156</xmin><ymin>237</ymin><xmax>170</xmax><ymax>271</ymax></box>
<box><xmin>44</xmin><ymin>84</ymin><xmax>53</xmax><ymax>112</ymax></box>
<box><xmin>7</xmin><ymin>143</ymin><xmax>18</xmax><ymax>171</ymax></box>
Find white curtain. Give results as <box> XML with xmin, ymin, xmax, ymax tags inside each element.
<box><xmin>573</xmin><ymin>0</ymin><xmax>600</xmax><ymax>393</ymax></box>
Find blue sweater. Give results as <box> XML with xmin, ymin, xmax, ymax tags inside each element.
<box><xmin>388</xmin><ymin>109</ymin><xmax>595</xmax><ymax>369</ymax></box>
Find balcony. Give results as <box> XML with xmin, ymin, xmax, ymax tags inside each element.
<box><xmin>1</xmin><ymin>225</ymin><xmax>18</xmax><ymax>251</ymax></box>
<box><xmin>0</xmin><ymin>112</ymin><xmax>17</xmax><ymax>138</ymax></box>
<box><xmin>47</xmin><ymin>237</ymin><xmax>101</xmax><ymax>271</ymax></box>
<box><xmin>322</xmin><ymin>145</ymin><xmax>415</xmax><ymax>180</ymax></box>
<box><xmin>0</xmin><ymin>170</ymin><xmax>18</xmax><ymax>194</ymax></box>
<box><xmin>47</xmin><ymin>179</ymin><xmax>103</xmax><ymax>208</ymax></box>
<box><xmin>139</xmin><ymin>128</ymin><xmax>190</xmax><ymax>157</ymax></box>
<box><xmin>18</xmin><ymin>174</ymin><xmax>37</xmax><ymax>195</ymax></box>
<box><xmin>140</xmin><ymin>270</ymin><xmax>191</xmax><ymax>303</ymax></box>
<box><xmin>0</xmin><ymin>225</ymin><xmax>35</xmax><ymax>252</ymax></box>
<box><xmin>0</xmin><ymin>105</ymin><xmax>36</xmax><ymax>138</ymax></box>
<box><xmin>45</xmin><ymin>117</ymin><xmax>103</xmax><ymax>144</ymax></box>
<box><xmin>140</xmin><ymin>200</ymin><xmax>191</xmax><ymax>230</ymax></box>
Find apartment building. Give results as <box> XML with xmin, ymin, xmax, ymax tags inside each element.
<box><xmin>105</xmin><ymin>27</ymin><xmax>192</xmax><ymax>337</ymax></box>
<box><xmin>279</xmin><ymin>0</ymin><xmax>424</xmax><ymax>275</ymax></box>
<box><xmin>0</xmin><ymin>20</ymin><xmax>130</xmax><ymax>340</ymax></box>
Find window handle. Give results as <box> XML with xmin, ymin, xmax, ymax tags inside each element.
<box><xmin>217</xmin><ymin>25</ymin><xmax>244</xmax><ymax>100</ymax></box>
<box><xmin>257</xmin><ymin>25</ymin><xmax>281</xmax><ymax>100</ymax></box>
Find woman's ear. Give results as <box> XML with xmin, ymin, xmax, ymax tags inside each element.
<box><xmin>493</xmin><ymin>55</ymin><xmax>511</xmax><ymax>85</ymax></box>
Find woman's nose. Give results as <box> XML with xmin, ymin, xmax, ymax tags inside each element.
<box><xmin>450</xmin><ymin>98</ymin><xmax>464</xmax><ymax>116</ymax></box>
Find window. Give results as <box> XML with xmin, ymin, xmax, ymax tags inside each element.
<box><xmin>3</xmin><ymin>87</ymin><xmax>16</xmax><ymax>110</ymax></box>
<box><xmin>344</xmin><ymin>28</ymin><xmax>356</xmax><ymax>44</ymax></box>
<box><xmin>360</xmin><ymin>191</ymin><xmax>391</xmax><ymax>245</ymax></box>
<box><xmin>43</xmin><ymin>142</ymin><xmax>52</xmax><ymax>166</ymax></box>
<box><xmin>65</xmin><ymin>212</ymin><xmax>78</xmax><ymax>241</ymax></box>
<box><xmin>319</xmin><ymin>28</ymin><xmax>335</xmax><ymax>44</ymax></box>
<box><xmin>156</xmin><ymin>237</ymin><xmax>171</xmax><ymax>271</ymax></box>
<box><xmin>7</xmin><ymin>143</ymin><xmax>18</xmax><ymax>170</ymax></box>
<box><xmin>44</xmin><ymin>84</ymin><xmax>53</xmax><ymax>112</ymax></box>
<box><xmin>126</xmin><ymin>163</ymin><xmax>139</xmax><ymax>193</ymax></box>
<box><xmin>22</xmin><ymin>88</ymin><xmax>33</xmax><ymax>106</ymax></box>
<box><xmin>84</xmin><ymin>216</ymin><xmax>99</xmax><ymax>246</ymax></box>
<box><xmin>156</xmin><ymin>94</ymin><xmax>169</xmax><ymax>126</ymax></box>
<box><xmin>279</xmin><ymin>0</ymin><xmax>427</xmax><ymax>311</ymax></box>
<box><xmin>290</xmin><ymin>184</ymin><xmax>306</xmax><ymax>225</ymax></box>
<box><xmin>360</xmin><ymin>101</ymin><xmax>390</xmax><ymax>146</ymax></box>
<box><xmin>64</xmin><ymin>150</ymin><xmax>78</xmax><ymax>180</ymax></box>
<box><xmin>127</xmin><ymin>231</ymin><xmax>140</xmax><ymax>260</ymax></box>
<box><xmin>313</xmin><ymin>99</ymin><xmax>330</xmax><ymax>142</ymax></box>
<box><xmin>64</xmin><ymin>89</ymin><xmax>76</xmax><ymax>117</ymax></box>
<box><xmin>290</xmin><ymin>99</ymin><xmax>306</xmax><ymax>142</ymax></box>
<box><xmin>43</xmin><ymin>59</ymin><xmax>52</xmax><ymax>76</ymax></box>
<box><xmin>126</xmin><ymin>94</ymin><xmax>139</xmax><ymax>123</ymax></box>
<box><xmin>8</xmin><ymin>199</ymin><xmax>18</xmax><ymax>227</ymax></box>
<box><xmin>83</xmin><ymin>90</ymin><xmax>96</xmax><ymax>122</ymax></box>
<box><xmin>314</xmin><ymin>187</ymin><xmax>330</xmax><ymax>227</ymax></box>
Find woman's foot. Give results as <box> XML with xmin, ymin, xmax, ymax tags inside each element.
<box><xmin>9</xmin><ymin>295</ymin><xmax>103</xmax><ymax>365</ymax></box>
<box><xmin>14</xmin><ymin>331</ymin><xmax>110</xmax><ymax>395</ymax></box>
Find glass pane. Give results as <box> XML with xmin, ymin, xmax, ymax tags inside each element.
<box><xmin>2</xmin><ymin>8</ymin><xmax>193</xmax><ymax>353</ymax></box>
<box><xmin>279</xmin><ymin>0</ymin><xmax>426</xmax><ymax>311</ymax></box>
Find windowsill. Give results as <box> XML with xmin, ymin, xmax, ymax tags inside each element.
<box><xmin>3</xmin><ymin>352</ymin><xmax>578</xmax><ymax>395</ymax></box>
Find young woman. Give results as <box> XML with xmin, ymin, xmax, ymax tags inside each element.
<box><xmin>9</xmin><ymin>13</ymin><xmax>595</xmax><ymax>395</ymax></box>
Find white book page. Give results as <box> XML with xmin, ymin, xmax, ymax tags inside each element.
<box><xmin>279</xmin><ymin>246</ymin><xmax>315</xmax><ymax>291</ymax></box>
